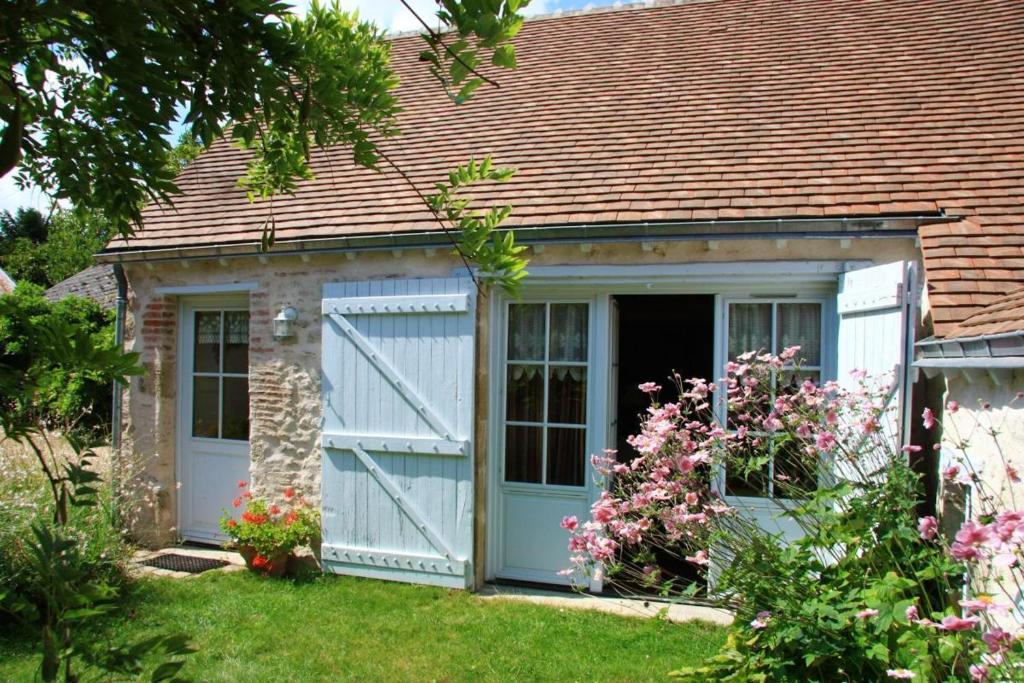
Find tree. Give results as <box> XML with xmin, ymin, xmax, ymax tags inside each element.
<box><xmin>1</xmin><ymin>0</ymin><xmax>530</xmax><ymax>292</ymax></box>
<box><xmin>0</xmin><ymin>208</ymin><xmax>113</xmax><ymax>288</ymax></box>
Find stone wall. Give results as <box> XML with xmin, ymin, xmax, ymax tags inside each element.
<box><xmin>939</xmin><ymin>371</ymin><xmax>1024</xmax><ymax>627</ymax></box>
<box><xmin>116</xmin><ymin>235</ymin><xmax>920</xmax><ymax>550</ymax></box>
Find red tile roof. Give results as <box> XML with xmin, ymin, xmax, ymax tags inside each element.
<box><xmin>942</xmin><ymin>284</ymin><xmax>1024</xmax><ymax>339</ymax></box>
<box><xmin>108</xmin><ymin>0</ymin><xmax>1024</xmax><ymax>336</ymax></box>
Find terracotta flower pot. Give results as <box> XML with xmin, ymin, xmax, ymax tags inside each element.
<box><xmin>238</xmin><ymin>545</ymin><xmax>291</xmax><ymax>577</ymax></box>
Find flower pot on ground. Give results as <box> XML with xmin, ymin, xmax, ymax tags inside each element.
<box><xmin>220</xmin><ymin>484</ymin><xmax>320</xmax><ymax>577</ymax></box>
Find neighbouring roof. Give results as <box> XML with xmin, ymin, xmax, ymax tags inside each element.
<box><xmin>105</xmin><ymin>0</ymin><xmax>1024</xmax><ymax>337</ymax></box>
<box><xmin>0</xmin><ymin>267</ymin><xmax>13</xmax><ymax>294</ymax></box>
<box><xmin>943</xmin><ymin>286</ymin><xmax>1024</xmax><ymax>339</ymax></box>
<box><xmin>916</xmin><ymin>286</ymin><xmax>1024</xmax><ymax>364</ymax></box>
<box><xmin>44</xmin><ymin>265</ymin><xmax>118</xmax><ymax>310</ymax></box>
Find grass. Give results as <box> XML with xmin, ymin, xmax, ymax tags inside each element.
<box><xmin>0</xmin><ymin>571</ymin><xmax>726</xmax><ymax>682</ymax></box>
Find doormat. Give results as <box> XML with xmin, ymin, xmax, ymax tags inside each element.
<box><xmin>142</xmin><ymin>553</ymin><xmax>229</xmax><ymax>574</ymax></box>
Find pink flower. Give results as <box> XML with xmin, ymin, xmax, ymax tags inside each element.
<box><xmin>922</xmin><ymin>407</ymin><xmax>936</xmax><ymax>430</ymax></box>
<box><xmin>918</xmin><ymin>516</ymin><xmax>938</xmax><ymax>540</ymax></box>
<box><xmin>750</xmin><ymin>610</ymin><xmax>771</xmax><ymax>629</ymax></box>
<box><xmin>560</xmin><ymin>515</ymin><xmax>578</xmax><ymax>532</ymax></box>
<box><xmin>905</xmin><ymin>605</ymin><xmax>919</xmax><ymax>621</ymax></box>
<box><xmin>970</xmin><ymin>664</ymin><xmax>989</xmax><ymax>682</ymax></box>
<box><xmin>684</xmin><ymin>491</ymin><xmax>699</xmax><ymax>507</ymax></box>
<box><xmin>955</xmin><ymin>521</ymin><xmax>993</xmax><ymax>547</ymax></box>
<box><xmin>638</xmin><ymin>382</ymin><xmax>661</xmax><ymax>394</ymax></box>
<box><xmin>960</xmin><ymin>595</ymin><xmax>1009</xmax><ymax>615</ymax></box>
<box><xmin>887</xmin><ymin>670</ymin><xmax>915</xmax><ymax>680</ymax></box>
<box><xmin>942</xmin><ymin>464</ymin><xmax>970</xmax><ymax>485</ymax></box>
<box><xmin>982</xmin><ymin>628</ymin><xmax>1013</xmax><ymax>654</ymax></box>
<box><xmin>937</xmin><ymin>614</ymin><xmax>981</xmax><ymax>631</ymax></box>
<box><xmin>950</xmin><ymin>542</ymin><xmax>982</xmax><ymax>561</ymax></box>
<box><xmin>685</xmin><ymin>549</ymin><xmax>709</xmax><ymax>566</ymax></box>
<box><xmin>815</xmin><ymin>431</ymin><xmax>837</xmax><ymax>452</ymax></box>
<box><xmin>856</xmin><ymin>608</ymin><xmax>879</xmax><ymax>619</ymax></box>
<box><xmin>947</xmin><ymin>400</ymin><xmax>959</xmax><ymax>413</ymax></box>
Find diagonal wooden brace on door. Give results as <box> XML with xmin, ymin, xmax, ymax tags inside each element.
<box><xmin>323</xmin><ymin>309</ymin><xmax>456</xmax><ymax>440</ymax></box>
<box><xmin>345</xmin><ymin>444</ymin><xmax>460</xmax><ymax>562</ymax></box>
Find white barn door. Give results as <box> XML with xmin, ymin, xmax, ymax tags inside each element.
<box><xmin>320</xmin><ymin>277</ymin><xmax>477</xmax><ymax>588</ymax></box>
<box><xmin>837</xmin><ymin>260</ymin><xmax>917</xmax><ymax>444</ymax></box>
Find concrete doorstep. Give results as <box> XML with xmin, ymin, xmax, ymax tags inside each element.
<box><xmin>477</xmin><ymin>584</ymin><xmax>735</xmax><ymax>626</ymax></box>
<box><xmin>130</xmin><ymin>546</ymin><xmax>246</xmax><ymax>580</ymax></box>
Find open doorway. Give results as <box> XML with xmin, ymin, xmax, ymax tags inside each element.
<box><xmin>613</xmin><ymin>295</ymin><xmax>715</xmax><ymax>456</ymax></box>
<box><xmin>608</xmin><ymin>294</ymin><xmax>715</xmax><ymax>596</ymax></box>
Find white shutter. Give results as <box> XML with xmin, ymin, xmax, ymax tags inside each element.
<box><xmin>320</xmin><ymin>277</ymin><xmax>476</xmax><ymax>588</ymax></box>
<box><xmin>836</xmin><ymin>260</ymin><xmax>917</xmax><ymax>444</ymax></box>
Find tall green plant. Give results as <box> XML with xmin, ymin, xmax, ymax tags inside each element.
<box><xmin>1</xmin><ymin>298</ymin><xmax>196</xmax><ymax>681</ymax></box>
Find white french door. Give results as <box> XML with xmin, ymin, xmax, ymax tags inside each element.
<box><xmin>177</xmin><ymin>297</ymin><xmax>252</xmax><ymax>543</ymax></box>
<box><xmin>493</xmin><ymin>299</ymin><xmax>602</xmax><ymax>584</ymax></box>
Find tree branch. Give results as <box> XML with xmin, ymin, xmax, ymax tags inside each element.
<box><xmin>399</xmin><ymin>0</ymin><xmax>500</xmax><ymax>90</ymax></box>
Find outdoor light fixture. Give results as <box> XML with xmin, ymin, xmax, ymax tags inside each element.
<box><xmin>273</xmin><ymin>306</ymin><xmax>298</xmax><ymax>340</ymax></box>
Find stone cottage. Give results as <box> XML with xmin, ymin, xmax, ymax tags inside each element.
<box><xmin>98</xmin><ymin>0</ymin><xmax>1024</xmax><ymax>589</ymax></box>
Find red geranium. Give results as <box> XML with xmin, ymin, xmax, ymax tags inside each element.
<box><xmin>269</xmin><ymin>504</ymin><xmax>281</xmax><ymax>515</ymax></box>
<box><xmin>252</xmin><ymin>555</ymin><xmax>267</xmax><ymax>569</ymax></box>
<box><xmin>232</xmin><ymin>497</ymin><xmax>242</xmax><ymax>508</ymax></box>
<box><xmin>284</xmin><ymin>487</ymin><xmax>295</xmax><ymax>500</ymax></box>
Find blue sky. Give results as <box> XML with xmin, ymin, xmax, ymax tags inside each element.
<box><xmin>0</xmin><ymin>0</ymin><xmax>618</xmax><ymax>214</ymax></box>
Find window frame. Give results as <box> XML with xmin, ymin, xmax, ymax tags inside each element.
<box><xmin>188</xmin><ymin>306</ymin><xmax>251</xmax><ymax>443</ymax></box>
<box><xmin>715</xmin><ymin>294</ymin><xmax>836</xmax><ymax>505</ymax></box>
<box><xmin>501</xmin><ymin>299</ymin><xmax>592</xmax><ymax>490</ymax></box>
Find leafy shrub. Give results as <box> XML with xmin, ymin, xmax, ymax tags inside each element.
<box><xmin>564</xmin><ymin>351</ymin><xmax>1023</xmax><ymax>681</ymax></box>
<box><xmin>0</xmin><ymin>442</ymin><xmax>132</xmax><ymax>628</ymax></box>
<box><xmin>0</xmin><ymin>283</ymin><xmax>114</xmax><ymax>438</ymax></box>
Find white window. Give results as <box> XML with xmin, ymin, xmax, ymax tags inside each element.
<box><xmin>503</xmin><ymin>302</ymin><xmax>589</xmax><ymax>487</ymax></box>
<box><xmin>191</xmin><ymin>309</ymin><xmax>250</xmax><ymax>441</ymax></box>
<box><xmin>722</xmin><ymin>298</ymin><xmax>826</xmax><ymax>499</ymax></box>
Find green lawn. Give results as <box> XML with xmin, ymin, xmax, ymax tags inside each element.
<box><xmin>0</xmin><ymin>571</ymin><xmax>725</xmax><ymax>682</ymax></box>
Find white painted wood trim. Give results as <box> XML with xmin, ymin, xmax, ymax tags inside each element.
<box><xmin>156</xmin><ymin>282</ymin><xmax>258</xmax><ymax>295</ymax></box>
<box><xmin>475</xmin><ymin>261</ymin><xmax>872</xmax><ymax>284</ymax></box>
<box><xmin>348</xmin><ymin>445</ymin><xmax>460</xmax><ymax>561</ymax></box>
<box><xmin>322</xmin><ymin>294</ymin><xmax>469</xmax><ymax>315</ymax></box>
<box><xmin>322</xmin><ymin>432</ymin><xmax>469</xmax><ymax>457</ymax></box>
<box><xmin>325</xmin><ymin>311</ymin><xmax>455</xmax><ymax>439</ymax></box>
<box><xmin>321</xmin><ymin>544</ymin><xmax>466</xmax><ymax>576</ymax></box>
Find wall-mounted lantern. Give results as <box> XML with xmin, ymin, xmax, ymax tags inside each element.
<box><xmin>273</xmin><ymin>306</ymin><xmax>298</xmax><ymax>340</ymax></box>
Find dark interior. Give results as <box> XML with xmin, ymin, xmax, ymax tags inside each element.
<box><xmin>614</xmin><ymin>294</ymin><xmax>716</xmax><ymax>457</ymax></box>
<box><xmin>610</xmin><ymin>294</ymin><xmax>716</xmax><ymax>596</ymax></box>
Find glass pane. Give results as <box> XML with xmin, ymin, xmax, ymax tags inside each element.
<box><xmin>505</xmin><ymin>425</ymin><xmax>542</xmax><ymax>483</ymax></box>
<box><xmin>506</xmin><ymin>365</ymin><xmax>544</xmax><ymax>422</ymax></box>
<box><xmin>192</xmin><ymin>376</ymin><xmax>220</xmax><ymax>438</ymax></box>
<box><xmin>221</xmin><ymin>377</ymin><xmax>250</xmax><ymax>441</ymax></box>
<box><xmin>549</xmin><ymin>303</ymin><xmax>588</xmax><ymax>362</ymax></box>
<box><xmin>728</xmin><ymin>303</ymin><xmax>771</xmax><ymax>360</ymax></box>
<box><xmin>547</xmin><ymin>427</ymin><xmax>586</xmax><ymax>486</ymax></box>
<box><xmin>778</xmin><ymin>370</ymin><xmax>821</xmax><ymax>396</ymax></box>
<box><xmin>194</xmin><ymin>312</ymin><xmax>221</xmax><ymax>372</ymax></box>
<box><xmin>508</xmin><ymin>304</ymin><xmax>545</xmax><ymax>361</ymax></box>
<box><xmin>726</xmin><ymin>442</ymin><xmax>769</xmax><ymax>497</ymax></box>
<box><xmin>548</xmin><ymin>365</ymin><xmax>586</xmax><ymax>425</ymax></box>
<box><xmin>778</xmin><ymin>304</ymin><xmax>821</xmax><ymax>366</ymax></box>
<box><xmin>774</xmin><ymin>439</ymin><xmax>817</xmax><ymax>499</ymax></box>
<box><xmin>223</xmin><ymin>311</ymin><xmax>250</xmax><ymax>374</ymax></box>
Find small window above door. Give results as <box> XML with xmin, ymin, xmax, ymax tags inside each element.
<box><xmin>191</xmin><ymin>309</ymin><xmax>250</xmax><ymax>441</ymax></box>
